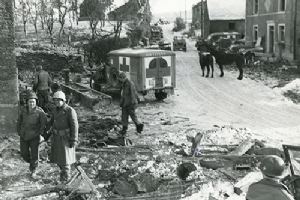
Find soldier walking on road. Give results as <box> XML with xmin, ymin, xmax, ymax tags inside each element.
<box><xmin>48</xmin><ymin>91</ymin><xmax>78</xmax><ymax>182</ymax></box>
<box><xmin>118</xmin><ymin>72</ymin><xmax>144</xmax><ymax>136</ymax></box>
<box><xmin>17</xmin><ymin>92</ymin><xmax>47</xmax><ymax>178</ymax></box>
<box><xmin>33</xmin><ymin>65</ymin><xmax>52</xmax><ymax>111</ymax></box>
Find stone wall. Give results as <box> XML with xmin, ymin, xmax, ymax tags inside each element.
<box><xmin>0</xmin><ymin>0</ymin><xmax>18</xmax><ymax>134</ymax></box>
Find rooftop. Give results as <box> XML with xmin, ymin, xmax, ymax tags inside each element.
<box><xmin>193</xmin><ymin>0</ymin><xmax>246</xmax><ymax>20</ymax></box>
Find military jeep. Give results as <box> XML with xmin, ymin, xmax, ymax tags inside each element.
<box><xmin>173</xmin><ymin>36</ymin><xmax>186</xmax><ymax>52</ymax></box>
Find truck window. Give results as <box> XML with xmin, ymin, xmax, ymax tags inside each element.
<box><xmin>159</xmin><ymin>58</ymin><xmax>168</xmax><ymax>68</ymax></box>
<box><xmin>149</xmin><ymin>59</ymin><xmax>157</xmax><ymax>69</ymax></box>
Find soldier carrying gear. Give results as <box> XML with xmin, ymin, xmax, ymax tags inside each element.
<box><xmin>118</xmin><ymin>72</ymin><xmax>144</xmax><ymax>136</ymax></box>
<box><xmin>17</xmin><ymin>91</ymin><xmax>47</xmax><ymax>179</ymax></box>
<box><xmin>246</xmin><ymin>155</ymin><xmax>294</xmax><ymax>200</ymax></box>
<box><xmin>48</xmin><ymin>91</ymin><xmax>78</xmax><ymax>182</ymax></box>
<box><xmin>33</xmin><ymin>65</ymin><xmax>52</xmax><ymax>112</ymax></box>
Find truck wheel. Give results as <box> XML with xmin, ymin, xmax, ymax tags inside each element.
<box><xmin>155</xmin><ymin>91</ymin><xmax>167</xmax><ymax>101</ymax></box>
<box><xmin>183</xmin><ymin>48</ymin><xmax>187</xmax><ymax>52</ymax></box>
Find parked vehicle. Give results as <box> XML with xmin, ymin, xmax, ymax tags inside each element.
<box><xmin>158</xmin><ymin>40</ymin><xmax>172</xmax><ymax>51</ymax></box>
<box><xmin>229</xmin><ymin>37</ymin><xmax>264</xmax><ymax>64</ymax></box>
<box><xmin>206</xmin><ymin>32</ymin><xmax>242</xmax><ymax>45</ymax></box>
<box><xmin>173</xmin><ymin>36</ymin><xmax>186</xmax><ymax>51</ymax></box>
<box><xmin>150</xmin><ymin>24</ymin><xmax>163</xmax><ymax>45</ymax></box>
<box><xmin>107</xmin><ymin>48</ymin><xmax>176</xmax><ymax>100</ymax></box>
<box><xmin>158</xmin><ymin>18</ymin><xmax>170</xmax><ymax>25</ymax></box>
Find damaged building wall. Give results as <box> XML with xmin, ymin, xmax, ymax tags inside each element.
<box><xmin>245</xmin><ymin>0</ymin><xmax>299</xmax><ymax>61</ymax></box>
<box><xmin>192</xmin><ymin>1</ymin><xmax>210</xmax><ymax>38</ymax></box>
<box><xmin>0</xmin><ymin>0</ymin><xmax>18</xmax><ymax>134</ymax></box>
<box><xmin>210</xmin><ymin>19</ymin><xmax>245</xmax><ymax>35</ymax></box>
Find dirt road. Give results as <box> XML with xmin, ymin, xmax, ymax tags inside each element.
<box><xmin>161</xmin><ymin>25</ymin><xmax>300</xmax><ymax>144</ymax></box>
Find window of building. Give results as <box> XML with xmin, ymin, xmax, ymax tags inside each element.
<box><xmin>229</xmin><ymin>22</ymin><xmax>236</xmax><ymax>30</ymax></box>
<box><xmin>278</xmin><ymin>24</ymin><xmax>285</xmax><ymax>42</ymax></box>
<box><xmin>279</xmin><ymin>0</ymin><xmax>286</xmax><ymax>11</ymax></box>
<box><xmin>253</xmin><ymin>0</ymin><xmax>259</xmax><ymax>14</ymax></box>
<box><xmin>253</xmin><ymin>25</ymin><xmax>258</xmax><ymax>42</ymax></box>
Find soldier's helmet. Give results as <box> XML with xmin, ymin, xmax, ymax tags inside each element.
<box><xmin>53</xmin><ymin>91</ymin><xmax>66</xmax><ymax>101</ymax></box>
<box><xmin>118</xmin><ymin>72</ymin><xmax>127</xmax><ymax>80</ymax></box>
<box><xmin>27</xmin><ymin>92</ymin><xmax>38</xmax><ymax>100</ymax></box>
<box><xmin>36</xmin><ymin>65</ymin><xmax>43</xmax><ymax>71</ymax></box>
<box><xmin>259</xmin><ymin>155</ymin><xmax>288</xmax><ymax>178</ymax></box>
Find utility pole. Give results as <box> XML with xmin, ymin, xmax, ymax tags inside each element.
<box><xmin>185</xmin><ymin>0</ymin><xmax>187</xmax><ymax>24</ymax></box>
<box><xmin>200</xmin><ymin>0</ymin><xmax>203</xmax><ymax>37</ymax></box>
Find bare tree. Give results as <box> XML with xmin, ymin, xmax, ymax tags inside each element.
<box><xmin>108</xmin><ymin>0</ymin><xmax>151</xmax><ymax>46</ymax></box>
<box><xmin>69</xmin><ymin>0</ymin><xmax>79</xmax><ymax>26</ymax></box>
<box><xmin>80</xmin><ymin>0</ymin><xmax>113</xmax><ymax>40</ymax></box>
<box><xmin>43</xmin><ymin>0</ymin><xmax>55</xmax><ymax>44</ymax></box>
<box><xmin>53</xmin><ymin>0</ymin><xmax>70</xmax><ymax>38</ymax></box>
<box><xmin>17</xmin><ymin>0</ymin><xmax>30</xmax><ymax>36</ymax></box>
<box><xmin>28</xmin><ymin>0</ymin><xmax>39</xmax><ymax>40</ymax></box>
<box><xmin>39</xmin><ymin>0</ymin><xmax>47</xmax><ymax>29</ymax></box>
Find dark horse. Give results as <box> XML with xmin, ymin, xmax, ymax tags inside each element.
<box><xmin>195</xmin><ymin>40</ymin><xmax>214</xmax><ymax>78</ymax></box>
<box><xmin>198</xmin><ymin>52</ymin><xmax>214</xmax><ymax>78</ymax></box>
<box><xmin>196</xmin><ymin>40</ymin><xmax>244</xmax><ymax>80</ymax></box>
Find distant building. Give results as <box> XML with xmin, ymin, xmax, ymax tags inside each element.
<box><xmin>192</xmin><ymin>0</ymin><xmax>245</xmax><ymax>38</ymax></box>
<box><xmin>108</xmin><ymin>0</ymin><xmax>151</xmax><ymax>21</ymax></box>
<box><xmin>245</xmin><ymin>0</ymin><xmax>299</xmax><ymax>61</ymax></box>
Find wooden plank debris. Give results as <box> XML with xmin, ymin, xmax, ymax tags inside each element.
<box><xmin>12</xmin><ymin>166</ymin><xmax>98</xmax><ymax>198</ymax></box>
<box><xmin>77</xmin><ymin>146</ymin><xmax>152</xmax><ymax>155</ymax></box>
<box><xmin>228</xmin><ymin>139</ymin><xmax>255</xmax><ymax>156</ymax></box>
<box><xmin>12</xmin><ymin>184</ymin><xmax>92</xmax><ymax>198</ymax></box>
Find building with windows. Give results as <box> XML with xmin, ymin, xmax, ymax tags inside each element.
<box><xmin>192</xmin><ymin>0</ymin><xmax>245</xmax><ymax>38</ymax></box>
<box><xmin>245</xmin><ymin>0</ymin><xmax>300</xmax><ymax>61</ymax></box>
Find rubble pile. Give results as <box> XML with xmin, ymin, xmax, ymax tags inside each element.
<box><xmin>16</xmin><ymin>47</ymin><xmax>84</xmax><ymax>73</ymax></box>
<box><xmin>4</xmin><ymin>75</ymin><xmax>294</xmax><ymax>200</ymax></box>
<box><xmin>0</xmin><ymin>100</ymin><xmax>290</xmax><ymax>200</ymax></box>
<box><xmin>244</xmin><ymin>60</ymin><xmax>300</xmax><ymax>86</ymax></box>
<box><xmin>78</xmin><ymin>115</ymin><xmax>122</xmax><ymax>147</ymax></box>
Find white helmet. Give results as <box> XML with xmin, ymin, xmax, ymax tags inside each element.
<box><xmin>53</xmin><ymin>91</ymin><xmax>66</xmax><ymax>101</ymax></box>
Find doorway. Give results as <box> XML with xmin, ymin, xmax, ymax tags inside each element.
<box><xmin>267</xmin><ymin>23</ymin><xmax>275</xmax><ymax>53</ymax></box>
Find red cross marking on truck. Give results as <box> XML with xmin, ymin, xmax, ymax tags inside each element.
<box><xmin>120</xmin><ymin>57</ymin><xmax>130</xmax><ymax>72</ymax></box>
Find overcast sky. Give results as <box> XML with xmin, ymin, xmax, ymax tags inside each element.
<box><xmin>114</xmin><ymin>0</ymin><xmax>246</xmax><ymax>15</ymax></box>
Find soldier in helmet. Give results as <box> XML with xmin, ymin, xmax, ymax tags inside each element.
<box><xmin>33</xmin><ymin>65</ymin><xmax>52</xmax><ymax>111</ymax></box>
<box><xmin>48</xmin><ymin>91</ymin><xmax>78</xmax><ymax>182</ymax></box>
<box><xmin>17</xmin><ymin>91</ymin><xmax>47</xmax><ymax>178</ymax></box>
<box><xmin>118</xmin><ymin>72</ymin><xmax>144</xmax><ymax>136</ymax></box>
<box><xmin>246</xmin><ymin>155</ymin><xmax>294</xmax><ymax>200</ymax></box>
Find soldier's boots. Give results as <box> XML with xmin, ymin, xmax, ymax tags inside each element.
<box><xmin>30</xmin><ymin>169</ymin><xmax>38</xmax><ymax>179</ymax></box>
<box><xmin>136</xmin><ymin>123</ymin><xmax>144</xmax><ymax>134</ymax></box>
<box><xmin>119</xmin><ymin>126</ymin><xmax>128</xmax><ymax>136</ymax></box>
<box><xmin>60</xmin><ymin>171</ymin><xmax>71</xmax><ymax>183</ymax></box>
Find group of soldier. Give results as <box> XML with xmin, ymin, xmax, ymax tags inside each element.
<box><xmin>17</xmin><ymin>65</ymin><xmax>294</xmax><ymax>200</ymax></box>
<box><xmin>17</xmin><ymin>65</ymin><xmax>143</xmax><ymax>183</ymax></box>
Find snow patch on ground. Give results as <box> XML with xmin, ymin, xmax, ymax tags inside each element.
<box><xmin>280</xmin><ymin>78</ymin><xmax>300</xmax><ymax>93</ymax></box>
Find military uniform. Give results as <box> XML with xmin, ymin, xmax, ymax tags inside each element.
<box><xmin>120</xmin><ymin>78</ymin><xmax>143</xmax><ymax>134</ymax></box>
<box><xmin>246</xmin><ymin>178</ymin><xmax>294</xmax><ymax>200</ymax></box>
<box><xmin>34</xmin><ymin>69</ymin><xmax>52</xmax><ymax>111</ymax></box>
<box><xmin>50</xmin><ymin>103</ymin><xmax>78</xmax><ymax>181</ymax></box>
<box><xmin>17</xmin><ymin>106</ymin><xmax>47</xmax><ymax>173</ymax></box>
